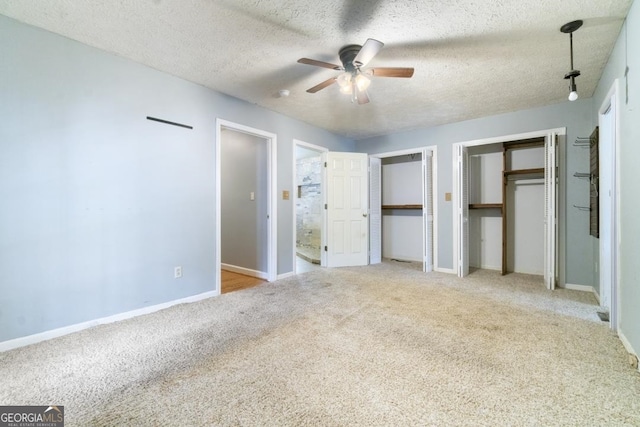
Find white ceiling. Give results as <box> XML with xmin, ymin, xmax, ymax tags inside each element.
<box><xmin>0</xmin><ymin>1</ymin><xmax>632</xmax><ymax>139</ymax></box>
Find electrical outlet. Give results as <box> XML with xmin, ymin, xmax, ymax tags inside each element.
<box><xmin>250</xmin><ymin>192</ymin><xmax>255</xmax><ymax>201</ymax></box>
<box><xmin>174</xmin><ymin>266</ymin><xmax>182</xmax><ymax>278</ymax></box>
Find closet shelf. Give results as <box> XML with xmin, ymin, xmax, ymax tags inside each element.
<box><xmin>381</xmin><ymin>204</ymin><xmax>422</xmax><ymax>210</ymax></box>
<box><xmin>504</xmin><ymin>168</ymin><xmax>545</xmax><ymax>177</ymax></box>
<box><xmin>469</xmin><ymin>203</ymin><xmax>503</xmax><ymax>210</ymax></box>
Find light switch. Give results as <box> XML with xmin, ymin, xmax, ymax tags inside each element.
<box><xmin>445</xmin><ymin>192</ymin><xmax>452</xmax><ymax>201</ymax></box>
<box><xmin>283</xmin><ymin>190</ymin><xmax>290</xmax><ymax>200</ymax></box>
<box><xmin>250</xmin><ymin>192</ymin><xmax>255</xmax><ymax>201</ymax></box>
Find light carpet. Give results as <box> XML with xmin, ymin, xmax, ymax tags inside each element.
<box><xmin>1</xmin><ymin>262</ymin><xmax>639</xmax><ymax>426</ymax></box>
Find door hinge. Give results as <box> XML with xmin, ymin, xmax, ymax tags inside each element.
<box><xmin>324</xmin><ymin>162</ymin><xmax>327</xmax><ymax>167</ymax></box>
<box><xmin>324</xmin><ymin>203</ymin><xmax>327</xmax><ymax>209</ymax></box>
<box><xmin>324</xmin><ymin>246</ymin><xmax>328</xmax><ymax>252</ymax></box>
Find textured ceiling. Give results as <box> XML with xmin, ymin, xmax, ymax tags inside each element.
<box><xmin>0</xmin><ymin>1</ymin><xmax>632</xmax><ymax>139</ymax></box>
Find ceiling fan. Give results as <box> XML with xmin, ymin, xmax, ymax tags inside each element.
<box><xmin>297</xmin><ymin>38</ymin><xmax>414</xmax><ymax>105</ymax></box>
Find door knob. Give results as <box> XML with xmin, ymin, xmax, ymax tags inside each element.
<box><xmin>363</xmin><ymin>213</ymin><xmax>368</xmax><ymax>217</ymax></box>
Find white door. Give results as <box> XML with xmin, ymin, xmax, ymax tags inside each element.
<box><xmin>323</xmin><ymin>152</ymin><xmax>369</xmax><ymax>267</ymax></box>
<box><xmin>599</xmin><ymin>103</ymin><xmax>614</xmax><ymax>313</ymax></box>
<box><xmin>423</xmin><ymin>150</ymin><xmax>434</xmax><ymax>272</ymax></box>
<box><xmin>369</xmin><ymin>156</ymin><xmax>382</xmax><ymax>265</ymax></box>
<box><xmin>456</xmin><ymin>145</ymin><xmax>469</xmax><ymax>277</ymax></box>
<box><xmin>544</xmin><ymin>133</ymin><xmax>558</xmax><ymax>290</ymax></box>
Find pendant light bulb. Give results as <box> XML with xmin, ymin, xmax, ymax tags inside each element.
<box><xmin>568</xmin><ymin>91</ymin><xmax>579</xmax><ymax>101</ymax></box>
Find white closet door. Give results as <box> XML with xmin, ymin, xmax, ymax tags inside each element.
<box><xmin>456</xmin><ymin>145</ymin><xmax>470</xmax><ymax>277</ymax></box>
<box><xmin>544</xmin><ymin>133</ymin><xmax>557</xmax><ymax>290</ymax></box>
<box><xmin>423</xmin><ymin>150</ymin><xmax>434</xmax><ymax>272</ymax></box>
<box><xmin>369</xmin><ymin>156</ymin><xmax>382</xmax><ymax>265</ymax></box>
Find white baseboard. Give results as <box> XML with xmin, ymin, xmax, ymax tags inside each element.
<box><xmin>561</xmin><ymin>283</ymin><xmax>600</xmax><ymax>303</ymax></box>
<box><xmin>435</xmin><ymin>267</ymin><xmax>456</xmax><ymax>274</ymax></box>
<box><xmin>221</xmin><ymin>263</ymin><xmax>268</xmax><ymax>280</ymax></box>
<box><xmin>618</xmin><ymin>329</ymin><xmax>640</xmax><ymax>373</ymax></box>
<box><xmin>277</xmin><ymin>272</ymin><xmax>294</xmax><ymax>280</ymax></box>
<box><xmin>471</xmin><ymin>264</ymin><xmax>501</xmax><ymax>271</ymax></box>
<box><xmin>0</xmin><ymin>290</ymin><xmax>218</xmax><ymax>353</ymax></box>
<box><xmin>561</xmin><ymin>283</ymin><xmax>593</xmax><ymax>292</ymax></box>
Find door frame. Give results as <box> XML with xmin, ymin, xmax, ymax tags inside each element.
<box><xmin>452</xmin><ymin>127</ymin><xmax>566</xmax><ymax>284</ymax></box>
<box><xmin>292</xmin><ymin>139</ymin><xmax>328</xmax><ymax>273</ymax></box>
<box><xmin>215</xmin><ymin>119</ymin><xmax>277</xmax><ymax>294</ymax></box>
<box><xmin>598</xmin><ymin>79</ymin><xmax>621</xmax><ymax>331</ymax></box>
<box><xmin>370</xmin><ymin>146</ymin><xmax>438</xmax><ymax>271</ymax></box>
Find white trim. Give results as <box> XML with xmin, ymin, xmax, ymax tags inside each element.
<box><xmin>221</xmin><ymin>263</ymin><xmax>268</xmax><ymax>280</ymax></box>
<box><xmin>370</xmin><ymin>147</ymin><xmax>430</xmax><ymax>158</ymax></box>
<box><xmin>216</xmin><ymin>119</ymin><xmax>277</xmax><ymax>283</ymax></box>
<box><xmin>598</xmin><ymin>79</ymin><xmax>621</xmax><ymax>332</ymax></box>
<box><xmin>277</xmin><ymin>272</ymin><xmax>295</xmax><ymax>280</ymax></box>
<box><xmin>451</xmin><ymin>127</ymin><xmax>566</xmax><ymax>149</ymax></box>
<box><xmin>435</xmin><ymin>267</ymin><xmax>456</xmax><ymax>274</ymax></box>
<box><xmin>292</xmin><ymin>139</ymin><xmax>328</xmax><ymax>275</ymax></box>
<box><xmin>370</xmin><ymin>145</ymin><xmax>439</xmax><ymax>270</ymax></box>
<box><xmin>618</xmin><ymin>330</ymin><xmax>640</xmax><ymax>373</ymax></box>
<box><xmin>0</xmin><ymin>291</ymin><xmax>218</xmax><ymax>353</ymax></box>
<box><xmin>451</xmin><ymin>127</ymin><xmax>566</xmax><ymax>280</ymax></box>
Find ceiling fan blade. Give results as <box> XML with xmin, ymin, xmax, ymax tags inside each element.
<box><xmin>370</xmin><ymin>67</ymin><xmax>415</xmax><ymax>78</ymax></box>
<box><xmin>353</xmin><ymin>38</ymin><xmax>384</xmax><ymax>67</ymax></box>
<box><xmin>297</xmin><ymin>58</ymin><xmax>343</xmax><ymax>70</ymax></box>
<box><xmin>307</xmin><ymin>77</ymin><xmax>338</xmax><ymax>93</ymax></box>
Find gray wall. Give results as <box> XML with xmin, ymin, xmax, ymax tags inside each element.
<box><xmin>592</xmin><ymin>0</ymin><xmax>640</xmax><ymax>359</ymax></box>
<box><xmin>220</xmin><ymin>129</ymin><xmax>268</xmax><ymax>272</ymax></box>
<box><xmin>356</xmin><ymin>101</ymin><xmax>594</xmax><ymax>286</ymax></box>
<box><xmin>0</xmin><ymin>15</ymin><xmax>353</xmax><ymax>342</ymax></box>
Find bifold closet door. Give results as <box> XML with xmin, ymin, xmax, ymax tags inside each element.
<box><xmin>456</xmin><ymin>145</ymin><xmax>469</xmax><ymax>277</ymax></box>
<box><xmin>369</xmin><ymin>156</ymin><xmax>382</xmax><ymax>265</ymax></box>
<box><xmin>423</xmin><ymin>151</ymin><xmax>434</xmax><ymax>272</ymax></box>
<box><xmin>544</xmin><ymin>133</ymin><xmax>558</xmax><ymax>290</ymax></box>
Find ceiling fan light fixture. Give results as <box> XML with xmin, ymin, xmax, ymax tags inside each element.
<box><xmin>355</xmin><ymin>72</ymin><xmax>371</xmax><ymax>91</ymax></box>
<box><xmin>337</xmin><ymin>73</ymin><xmax>353</xmax><ymax>94</ymax></box>
<box><xmin>560</xmin><ymin>20</ymin><xmax>583</xmax><ymax>102</ymax></box>
<box><xmin>337</xmin><ymin>72</ymin><xmax>351</xmax><ymax>88</ymax></box>
<box><xmin>340</xmin><ymin>84</ymin><xmax>353</xmax><ymax>94</ymax></box>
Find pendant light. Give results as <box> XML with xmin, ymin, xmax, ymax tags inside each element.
<box><xmin>561</xmin><ymin>20</ymin><xmax>583</xmax><ymax>101</ymax></box>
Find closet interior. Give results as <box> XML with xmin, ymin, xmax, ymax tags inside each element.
<box><xmin>468</xmin><ymin>137</ymin><xmax>546</xmax><ymax>275</ymax></box>
<box><xmin>380</xmin><ymin>153</ymin><xmax>423</xmax><ymax>263</ymax></box>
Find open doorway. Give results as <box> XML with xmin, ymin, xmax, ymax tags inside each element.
<box><xmin>216</xmin><ymin>119</ymin><xmax>277</xmax><ymax>294</ymax></box>
<box><xmin>293</xmin><ymin>140</ymin><xmax>327</xmax><ymax>274</ymax></box>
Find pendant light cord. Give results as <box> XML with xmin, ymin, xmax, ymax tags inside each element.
<box><xmin>570</xmin><ymin>32</ymin><xmax>574</xmax><ymax>70</ymax></box>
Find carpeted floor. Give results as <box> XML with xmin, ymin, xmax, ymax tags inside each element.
<box><xmin>1</xmin><ymin>261</ymin><xmax>639</xmax><ymax>426</ymax></box>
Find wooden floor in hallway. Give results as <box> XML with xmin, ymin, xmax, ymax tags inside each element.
<box><xmin>221</xmin><ymin>270</ymin><xmax>266</xmax><ymax>294</ymax></box>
